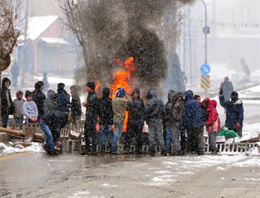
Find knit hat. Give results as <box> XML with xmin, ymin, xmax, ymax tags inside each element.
<box><xmin>86</xmin><ymin>82</ymin><xmax>96</xmax><ymax>91</ymax></box>
<box><xmin>116</xmin><ymin>87</ymin><xmax>125</xmax><ymax>98</ymax></box>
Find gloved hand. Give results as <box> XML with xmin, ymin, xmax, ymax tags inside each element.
<box><xmin>236</xmin><ymin>123</ymin><xmax>241</xmax><ymax>129</ymax></box>
<box><xmin>219</xmin><ymin>89</ymin><xmax>223</xmax><ymax>95</ymax></box>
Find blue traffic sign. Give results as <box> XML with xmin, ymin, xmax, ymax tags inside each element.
<box><xmin>200</xmin><ymin>64</ymin><xmax>211</xmax><ymax>75</ymax></box>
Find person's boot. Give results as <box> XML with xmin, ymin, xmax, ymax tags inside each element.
<box><xmin>161</xmin><ymin>149</ymin><xmax>167</xmax><ymax>156</ymax></box>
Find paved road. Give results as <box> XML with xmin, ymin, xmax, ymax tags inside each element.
<box><xmin>1</xmin><ymin>152</ymin><xmax>260</xmax><ymax>198</ymax></box>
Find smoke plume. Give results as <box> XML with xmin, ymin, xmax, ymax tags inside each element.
<box><xmin>75</xmin><ymin>0</ymin><xmax>194</xmax><ymax>93</ymax></box>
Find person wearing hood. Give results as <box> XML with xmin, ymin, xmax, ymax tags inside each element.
<box><xmin>40</xmin><ymin>111</ymin><xmax>69</xmax><ymax>155</ymax></box>
<box><xmin>145</xmin><ymin>90</ymin><xmax>165</xmax><ymax>156</ymax></box>
<box><xmin>0</xmin><ymin>78</ymin><xmax>14</xmax><ymax>127</ymax></box>
<box><xmin>163</xmin><ymin>90</ymin><xmax>175</xmax><ymax>154</ymax></box>
<box><xmin>99</xmin><ymin>87</ymin><xmax>114</xmax><ymax>153</ymax></box>
<box><xmin>124</xmin><ymin>88</ymin><xmax>145</xmax><ymax>154</ymax></box>
<box><xmin>82</xmin><ymin>82</ymin><xmax>100</xmax><ymax>155</ymax></box>
<box><xmin>220</xmin><ymin>77</ymin><xmax>234</xmax><ymax>102</ymax></box>
<box><xmin>44</xmin><ymin>90</ymin><xmax>57</xmax><ymax>115</ymax></box>
<box><xmin>205</xmin><ymin>100</ymin><xmax>221</xmax><ymax>154</ymax></box>
<box><xmin>56</xmin><ymin>83</ymin><xmax>70</xmax><ymax>113</ymax></box>
<box><xmin>70</xmin><ymin>85</ymin><xmax>82</xmax><ymax>130</ymax></box>
<box><xmin>170</xmin><ymin>91</ymin><xmax>184</xmax><ymax>155</ymax></box>
<box><xmin>112</xmin><ymin>87</ymin><xmax>132</xmax><ymax>154</ymax></box>
<box><xmin>219</xmin><ymin>90</ymin><xmax>244</xmax><ymax>137</ymax></box>
<box><xmin>183</xmin><ymin>90</ymin><xmax>205</xmax><ymax>155</ymax></box>
<box><xmin>32</xmin><ymin>81</ymin><xmax>46</xmax><ymax>120</ymax></box>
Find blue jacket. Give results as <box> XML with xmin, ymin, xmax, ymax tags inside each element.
<box><xmin>219</xmin><ymin>95</ymin><xmax>244</xmax><ymax>129</ymax></box>
<box><xmin>57</xmin><ymin>84</ymin><xmax>70</xmax><ymax>112</ymax></box>
<box><xmin>183</xmin><ymin>90</ymin><xmax>204</xmax><ymax>129</ymax></box>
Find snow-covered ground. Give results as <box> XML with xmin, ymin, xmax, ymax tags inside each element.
<box><xmin>0</xmin><ymin>142</ymin><xmax>43</xmax><ymax>156</ymax></box>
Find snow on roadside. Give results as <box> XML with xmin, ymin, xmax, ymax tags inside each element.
<box><xmin>0</xmin><ymin>142</ymin><xmax>43</xmax><ymax>156</ymax></box>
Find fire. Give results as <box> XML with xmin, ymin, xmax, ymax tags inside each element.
<box><xmin>93</xmin><ymin>72</ymin><xmax>101</xmax><ymax>92</ymax></box>
<box><xmin>111</xmin><ymin>57</ymin><xmax>136</xmax><ymax>132</ymax></box>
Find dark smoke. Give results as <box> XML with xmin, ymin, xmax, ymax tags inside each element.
<box><xmin>76</xmin><ymin>0</ymin><xmax>194</xmax><ymax>92</ymax></box>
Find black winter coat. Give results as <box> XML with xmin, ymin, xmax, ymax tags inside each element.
<box><xmin>32</xmin><ymin>83</ymin><xmax>46</xmax><ymax>118</ymax></box>
<box><xmin>126</xmin><ymin>98</ymin><xmax>145</xmax><ymax>123</ymax></box>
<box><xmin>85</xmin><ymin>92</ymin><xmax>99</xmax><ymax>122</ymax></box>
<box><xmin>0</xmin><ymin>79</ymin><xmax>14</xmax><ymax>115</ymax></box>
<box><xmin>99</xmin><ymin>96</ymin><xmax>113</xmax><ymax>126</ymax></box>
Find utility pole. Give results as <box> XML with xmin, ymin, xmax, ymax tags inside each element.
<box><xmin>201</xmin><ymin>0</ymin><xmax>209</xmax><ymax>64</ymax></box>
<box><xmin>182</xmin><ymin>7</ymin><xmax>193</xmax><ymax>85</ymax></box>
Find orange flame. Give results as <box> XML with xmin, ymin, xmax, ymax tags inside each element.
<box><xmin>111</xmin><ymin>57</ymin><xmax>136</xmax><ymax>132</ymax></box>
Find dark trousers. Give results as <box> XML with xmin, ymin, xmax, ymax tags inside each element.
<box><xmin>84</xmin><ymin>119</ymin><xmax>97</xmax><ymax>152</ymax></box>
<box><xmin>187</xmin><ymin>126</ymin><xmax>204</xmax><ymax>155</ymax></box>
<box><xmin>125</xmin><ymin>121</ymin><xmax>143</xmax><ymax>153</ymax></box>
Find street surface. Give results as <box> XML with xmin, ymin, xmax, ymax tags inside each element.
<box><xmin>1</xmin><ymin>153</ymin><xmax>260</xmax><ymax>198</ymax></box>
<box><xmin>1</xmin><ymin>86</ymin><xmax>260</xmax><ymax>198</ymax></box>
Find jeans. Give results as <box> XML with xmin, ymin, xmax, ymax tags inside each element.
<box><xmin>112</xmin><ymin>122</ymin><xmax>124</xmax><ymax>152</ymax></box>
<box><xmin>1</xmin><ymin>113</ymin><xmax>9</xmax><ymax>128</ymax></box>
<box><xmin>209</xmin><ymin>132</ymin><xmax>217</xmax><ymax>152</ymax></box>
<box><xmin>164</xmin><ymin>126</ymin><xmax>172</xmax><ymax>152</ymax></box>
<box><xmin>15</xmin><ymin>117</ymin><xmax>24</xmax><ymax>124</ymax></box>
<box><xmin>40</xmin><ymin>122</ymin><xmax>55</xmax><ymax>152</ymax></box>
<box><xmin>99</xmin><ymin>125</ymin><xmax>114</xmax><ymax>148</ymax></box>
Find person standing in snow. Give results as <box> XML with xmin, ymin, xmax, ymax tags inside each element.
<box><xmin>13</xmin><ymin>91</ymin><xmax>25</xmax><ymax>124</ymax></box>
<box><xmin>145</xmin><ymin>90</ymin><xmax>165</xmax><ymax>156</ymax></box>
<box><xmin>99</xmin><ymin>87</ymin><xmax>114</xmax><ymax>153</ymax></box>
<box><xmin>112</xmin><ymin>87</ymin><xmax>132</xmax><ymax>154</ymax></box>
<box><xmin>205</xmin><ymin>100</ymin><xmax>221</xmax><ymax>154</ymax></box>
<box><xmin>124</xmin><ymin>88</ymin><xmax>145</xmax><ymax>154</ymax></box>
<box><xmin>163</xmin><ymin>90</ymin><xmax>176</xmax><ymax>154</ymax></box>
<box><xmin>23</xmin><ymin>91</ymin><xmax>38</xmax><ymax>123</ymax></box>
<box><xmin>0</xmin><ymin>78</ymin><xmax>14</xmax><ymax>127</ymax></box>
<box><xmin>56</xmin><ymin>83</ymin><xmax>70</xmax><ymax>113</ymax></box>
<box><xmin>82</xmin><ymin>82</ymin><xmax>100</xmax><ymax>155</ymax></box>
<box><xmin>220</xmin><ymin>77</ymin><xmax>234</xmax><ymax>103</ymax></box>
<box><xmin>183</xmin><ymin>90</ymin><xmax>205</xmax><ymax>155</ymax></box>
<box><xmin>70</xmin><ymin>85</ymin><xmax>82</xmax><ymax>130</ymax></box>
<box><xmin>32</xmin><ymin>81</ymin><xmax>46</xmax><ymax>120</ymax></box>
<box><xmin>219</xmin><ymin>91</ymin><xmax>244</xmax><ymax>137</ymax></box>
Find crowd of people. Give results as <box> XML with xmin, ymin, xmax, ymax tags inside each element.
<box><xmin>0</xmin><ymin>77</ymin><xmax>244</xmax><ymax>156</ymax></box>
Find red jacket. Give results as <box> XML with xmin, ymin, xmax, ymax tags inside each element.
<box><xmin>205</xmin><ymin>100</ymin><xmax>221</xmax><ymax>133</ymax></box>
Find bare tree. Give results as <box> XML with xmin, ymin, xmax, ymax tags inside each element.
<box><xmin>0</xmin><ymin>0</ymin><xmax>20</xmax><ymax>72</ymax></box>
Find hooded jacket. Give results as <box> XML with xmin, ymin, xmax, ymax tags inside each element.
<box><xmin>32</xmin><ymin>81</ymin><xmax>46</xmax><ymax>117</ymax></box>
<box><xmin>56</xmin><ymin>83</ymin><xmax>70</xmax><ymax>112</ymax></box>
<box><xmin>44</xmin><ymin>90</ymin><xmax>57</xmax><ymax>115</ymax></box>
<box><xmin>0</xmin><ymin>78</ymin><xmax>14</xmax><ymax>115</ymax></box>
<box><xmin>145</xmin><ymin>91</ymin><xmax>164</xmax><ymax>121</ymax></box>
<box><xmin>163</xmin><ymin>90</ymin><xmax>176</xmax><ymax>124</ymax></box>
<box><xmin>205</xmin><ymin>100</ymin><xmax>221</xmax><ymax>133</ymax></box>
<box><xmin>172</xmin><ymin>92</ymin><xmax>184</xmax><ymax>122</ymax></box>
<box><xmin>183</xmin><ymin>90</ymin><xmax>204</xmax><ymax>129</ymax></box>
<box><xmin>126</xmin><ymin>88</ymin><xmax>145</xmax><ymax>123</ymax></box>
<box><xmin>219</xmin><ymin>92</ymin><xmax>244</xmax><ymax>129</ymax></box>
<box><xmin>99</xmin><ymin>88</ymin><xmax>113</xmax><ymax>126</ymax></box>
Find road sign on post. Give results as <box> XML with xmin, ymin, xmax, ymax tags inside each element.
<box><xmin>201</xmin><ymin>75</ymin><xmax>210</xmax><ymax>89</ymax></box>
<box><xmin>200</xmin><ymin>64</ymin><xmax>211</xmax><ymax>75</ymax></box>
